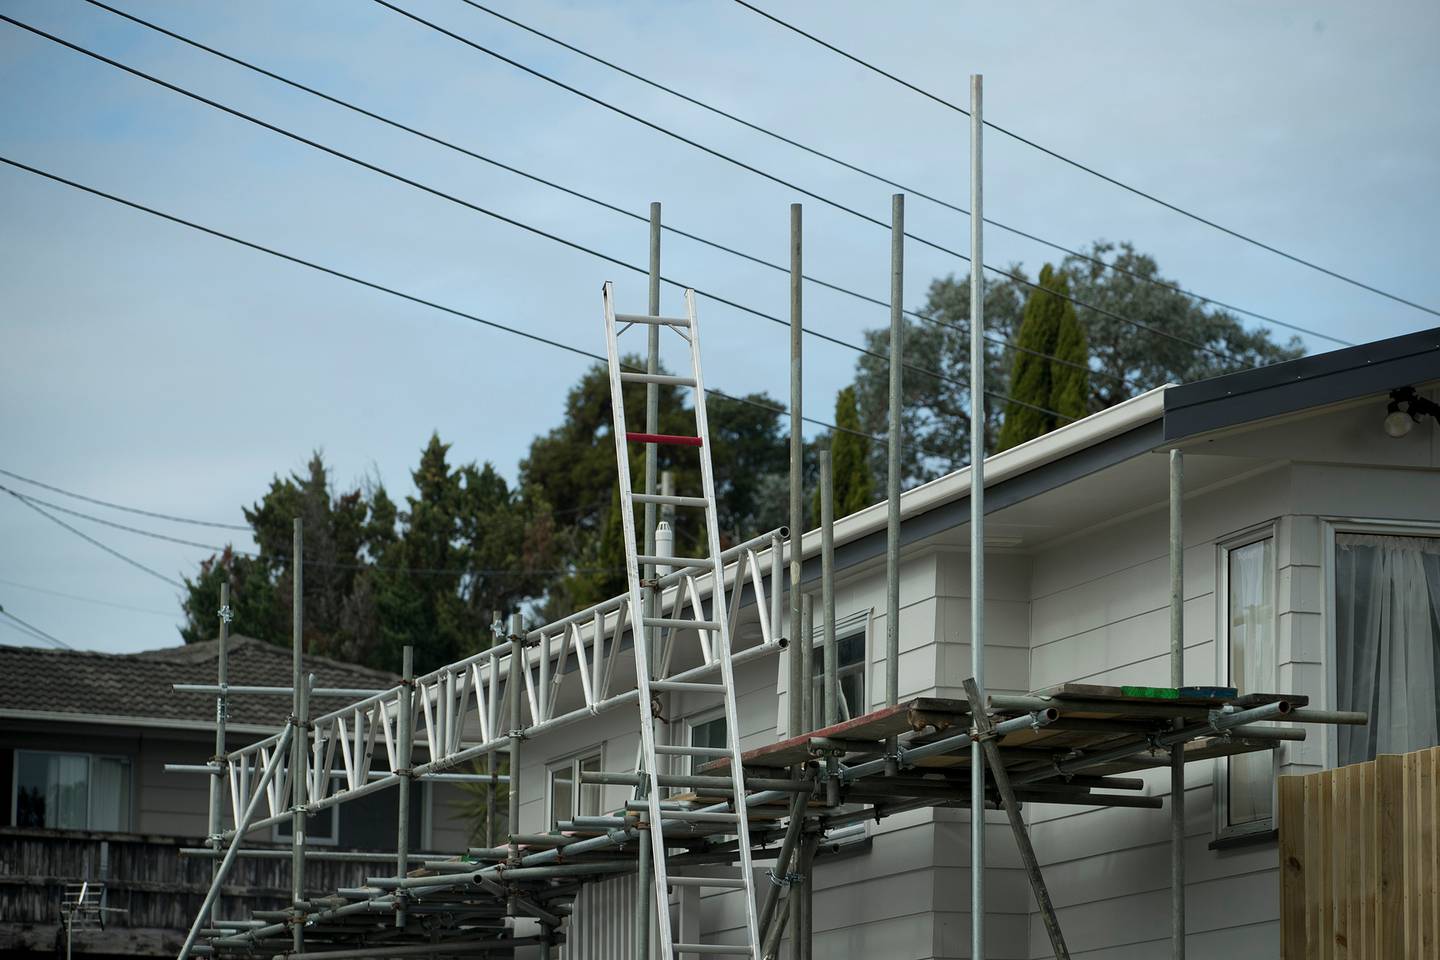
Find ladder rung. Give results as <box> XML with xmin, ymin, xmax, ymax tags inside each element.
<box><xmin>626</xmin><ymin>432</ymin><xmax>704</xmax><ymax>447</ymax></box>
<box><xmin>615</xmin><ymin>313</ymin><xmax>691</xmax><ymax>327</ymax></box>
<box><xmin>621</xmin><ymin>372</ymin><xmax>697</xmax><ymax>387</ymax></box>
<box><xmin>637</xmin><ymin>554</ymin><xmax>715</xmax><ymax>569</ymax></box>
<box><xmin>667</xmin><ymin>876</ymin><xmax>748</xmax><ymax>889</ymax></box>
<box><xmin>654</xmin><ymin>744</ymin><xmax>731</xmax><ymax>757</ymax></box>
<box><xmin>673</xmin><ymin>945</ymin><xmax>751</xmax><ymax>956</ymax></box>
<box><xmin>631</xmin><ymin>492</ymin><xmax>708</xmax><ymax>508</ymax></box>
<box><xmin>650</xmin><ymin>681</ymin><xmax>725</xmax><ymax>694</ymax></box>
<box><xmin>662</xmin><ymin>810</ymin><xmax>739</xmax><ymax>823</ymax></box>
<box><xmin>645</xmin><ymin>616</ymin><xmax>720</xmax><ymax>631</ymax></box>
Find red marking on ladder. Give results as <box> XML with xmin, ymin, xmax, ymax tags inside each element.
<box><xmin>626</xmin><ymin>432</ymin><xmax>703</xmax><ymax>447</ymax></box>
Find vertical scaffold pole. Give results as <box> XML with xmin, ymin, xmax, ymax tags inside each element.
<box><xmin>788</xmin><ymin>202</ymin><xmax>804</xmax><ymax>739</ymax></box>
<box><xmin>968</xmin><ymin>73</ymin><xmax>986</xmax><ymax>960</ymax></box>
<box><xmin>886</xmin><ymin>193</ymin><xmax>904</xmax><ymax>773</ymax></box>
<box><xmin>635</xmin><ymin>200</ymin><xmax>662</xmax><ymax>960</ymax></box>
<box><xmin>209</xmin><ymin>582</ymin><xmax>230</xmax><ymax>928</ymax></box>
<box><xmin>396</xmin><ymin>644</ymin><xmax>414</xmax><ymax>929</ymax></box>
<box><xmin>1169</xmin><ymin>449</ymin><xmax>1186</xmax><ymax>960</ymax></box>
<box><xmin>507</xmin><ymin>612</ymin><xmax>524</xmax><ymax>932</ymax></box>
<box><xmin>820</xmin><ymin>449</ymin><xmax>837</xmax><ymax>728</ymax></box>
<box><xmin>289</xmin><ymin>517</ymin><xmax>306</xmax><ymax>955</ymax></box>
<box><xmin>486</xmin><ymin>613</ymin><xmax>499</xmax><ymax>851</ymax></box>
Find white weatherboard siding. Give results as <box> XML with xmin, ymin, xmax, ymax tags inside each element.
<box><xmin>1022</xmin><ymin>464</ymin><xmax>1292</xmax><ymax>959</ymax></box>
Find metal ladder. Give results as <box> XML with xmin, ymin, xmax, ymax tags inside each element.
<box><xmin>601</xmin><ymin>281</ymin><xmax>762</xmax><ymax>959</ymax></box>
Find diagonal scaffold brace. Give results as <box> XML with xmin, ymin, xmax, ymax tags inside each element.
<box><xmin>963</xmin><ymin>676</ymin><xmax>1071</xmax><ymax>960</ymax></box>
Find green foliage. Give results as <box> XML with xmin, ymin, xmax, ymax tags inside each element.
<box><xmin>813</xmin><ymin>386</ymin><xmax>873</xmax><ymax>519</ymax></box>
<box><xmin>997</xmin><ymin>265</ymin><xmax>1089</xmax><ymax>451</ymax></box>
<box><xmin>178</xmin><ymin>443</ymin><xmax>556</xmax><ymax>674</ymax></box>
<box><xmin>848</xmin><ymin>242</ymin><xmax>1302</xmax><ymax>482</ymax></box>
<box><xmin>520</xmin><ymin>359</ymin><xmax>787</xmax><ymax>617</ymax></box>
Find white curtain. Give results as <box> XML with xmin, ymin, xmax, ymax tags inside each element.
<box><xmin>1336</xmin><ymin>533</ymin><xmax>1440</xmax><ymax>766</ymax></box>
<box><xmin>89</xmin><ymin>757</ymin><xmax>130</xmax><ymax>832</ymax></box>
<box><xmin>47</xmin><ymin>754</ymin><xmax>89</xmax><ymax>829</ymax></box>
<box><xmin>1229</xmin><ymin>538</ymin><xmax>1275</xmax><ymax>825</ymax></box>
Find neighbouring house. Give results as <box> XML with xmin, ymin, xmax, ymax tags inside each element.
<box><xmin>0</xmin><ymin>636</ymin><xmax>473</xmax><ymax>958</ymax></box>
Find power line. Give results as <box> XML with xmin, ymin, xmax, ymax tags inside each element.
<box><xmin>79</xmin><ymin>0</ymin><xmax>1137</xmax><ymax>391</ymax></box>
<box><xmin>0</xmin><ymin>576</ymin><xmax>177</xmax><ymax>618</ymax></box>
<box><xmin>0</xmin><ymin>154</ymin><xmax>894</xmax><ymax>456</ymax></box>
<box><xmin>3</xmin><ymin>485</ymin><xmax>185</xmax><ymax>588</ymax></box>
<box><xmin>0</xmin><ymin>465</ymin><xmax>250</xmax><ymax>531</ymax></box>
<box><xmin>730</xmin><ymin>0</ymin><xmax>1440</xmax><ymax>322</ymax></box>
<box><xmin>2</xmin><ymin>14</ymin><xmax>1072</xmax><ymax>425</ymax></box>
<box><xmin>0</xmin><ymin>608</ymin><xmax>74</xmax><ymax>649</ymax></box>
<box><xmin>451</xmin><ymin>0</ymin><xmax>1347</xmax><ymax>348</ymax></box>
<box><xmin>367</xmin><ymin>0</ymin><xmax>1238</xmax><ymax>366</ymax></box>
<box><xmin>3</xmin><ymin>481</ymin><xmax>623</xmax><ymax>578</ymax></box>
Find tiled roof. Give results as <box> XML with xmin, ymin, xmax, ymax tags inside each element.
<box><xmin>0</xmin><ymin>636</ymin><xmax>398</xmax><ymax>730</ymax></box>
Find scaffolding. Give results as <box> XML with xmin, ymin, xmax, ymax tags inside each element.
<box><xmin>167</xmin><ymin>76</ymin><xmax>1370</xmax><ymax>959</ymax></box>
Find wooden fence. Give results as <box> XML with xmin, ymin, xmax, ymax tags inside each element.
<box><xmin>1279</xmin><ymin>745</ymin><xmax>1439</xmax><ymax>958</ymax></box>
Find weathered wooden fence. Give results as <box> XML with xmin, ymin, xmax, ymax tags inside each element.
<box><xmin>0</xmin><ymin>829</ymin><xmax>371</xmax><ymax>956</ymax></box>
<box><xmin>1279</xmin><ymin>745</ymin><xmax>1439</xmax><ymax>958</ymax></box>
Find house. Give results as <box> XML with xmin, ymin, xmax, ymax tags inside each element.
<box><xmin>494</xmin><ymin>325</ymin><xmax>1438</xmax><ymax>957</ymax></box>
<box><xmin>12</xmin><ymin>326</ymin><xmax>1438</xmax><ymax>959</ymax></box>
<box><xmin>0</xmin><ymin>636</ymin><xmax>472</xmax><ymax>958</ymax></box>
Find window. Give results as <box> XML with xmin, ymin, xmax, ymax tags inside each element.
<box><xmin>1334</xmin><ymin>532</ymin><xmax>1440</xmax><ymax>765</ymax></box>
<box><xmin>688</xmin><ymin>714</ymin><xmax>728</xmax><ymax>775</ymax></box>
<box><xmin>811</xmin><ymin>627</ymin><xmax>866</xmax><ymax>730</ymax></box>
<box><xmin>1223</xmin><ymin>535</ymin><xmax>1276</xmax><ymax>832</ymax></box>
<box><xmin>548</xmin><ymin>751</ymin><xmax>603</xmax><ymax>828</ymax></box>
<box><xmin>13</xmin><ymin>751</ymin><xmax>131</xmax><ymax>832</ymax></box>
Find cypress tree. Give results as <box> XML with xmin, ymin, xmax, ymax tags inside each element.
<box><xmin>815</xmin><ymin>386</ymin><xmax>874</xmax><ymax>519</ymax></box>
<box><xmin>997</xmin><ymin>264</ymin><xmax>1090</xmax><ymax>450</ymax></box>
<box><xmin>1048</xmin><ymin>273</ymin><xmax>1090</xmax><ymax>424</ymax></box>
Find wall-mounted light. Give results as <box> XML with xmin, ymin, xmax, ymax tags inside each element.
<box><xmin>1384</xmin><ymin>386</ymin><xmax>1440</xmax><ymax>438</ymax></box>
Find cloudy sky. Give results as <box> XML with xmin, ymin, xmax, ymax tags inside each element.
<box><xmin>2</xmin><ymin>0</ymin><xmax>1437</xmax><ymax>655</ymax></box>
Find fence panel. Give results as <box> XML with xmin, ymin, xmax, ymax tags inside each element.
<box><xmin>1280</xmin><ymin>745</ymin><xmax>1440</xmax><ymax>958</ymax></box>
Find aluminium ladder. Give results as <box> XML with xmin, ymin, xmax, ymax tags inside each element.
<box><xmin>600</xmin><ymin>281</ymin><xmax>762</xmax><ymax>959</ymax></box>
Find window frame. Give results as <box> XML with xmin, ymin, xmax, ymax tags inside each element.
<box><xmin>1214</xmin><ymin>522</ymin><xmax>1279</xmax><ymax>840</ymax></box>
<box><xmin>808</xmin><ymin>608</ymin><xmax>871</xmax><ymax>730</ymax></box>
<box><xmin>546</xmin><ymin>747</ymin><xmax>604</xmax><ymax>829</ymax></box>
<box><xmin>686</xmin><ymin>709</ymin><xmax>727</xmax><ymax>777</ymax></box>
<box><xmin>1322</xmin><ymin>517</ymin><xmax>1440</xmax><ymax>769</ymax></box>
<box><xmin>11</xmin><ymin>748</ymin><xmax>134</xmax><ymax>833</ymax></box>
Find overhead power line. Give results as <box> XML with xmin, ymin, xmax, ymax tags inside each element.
<box><xmin>730</xmin><ymin>0</ymin><xmax>1440</xmax><ymax>322</ymax></box>
<box><xmin>0</xmin><ymin>154</ymin><xmax>895</xmax><ymax>455</ymax></box>
<box><xmin>1</xmin><ymin>14</ymin><xmax>1073</xmax><ymax>426</ymax></box>
<box><xmin>79</xmin><ymin>0</ymin><xmax>1136</xmax><ymax>392</ymax></box>
<box><xmin>450</xmin><ymin>0</ymin><xmax>1346</xmax><ymax>348</ymax></box>
<box><xmin>366</xmin><ymin>0</ymin><xmax>1238</xmax><ymax>367</ymax></box>
<box><xmin>0</xmin><ymin>465</ymin><xmax>250</xmax><ymax>531</ymax></box>
<box><xmin>3</xmin><ymin>481</ymin><xmax>621</xmax><ymax>578</ymax></box>
<box><xmin>0</xmin><ymin>576</ymin><xmax>177</xmax><ymax>618</ymax></box>
<box><xmin>0</xmin><ymin>607</ymin><xmax>75</xmax><ymax>649</ymax></box>
<box><xmin>4</xmin><ymin>485</ymin><xmax>185</xmax><ymax>588</ymax></box>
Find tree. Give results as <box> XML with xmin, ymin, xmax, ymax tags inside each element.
<box><xmin>848</xmin><ymin>242</ymin><xmax>1302</xmax><ymax>484</ymax></box>
<box><xmin>813</xmin><ymin>386</ymin><xmax>873</xmax><ymax>519</ymax></box>
<box><xmin>179</xmin><ymin>442</ymin><xmax>557</xmax><ymax>675</ymax></box>
<box><xmin>520</xmin><ymin>360</ymin><xmax>787</xmax><ymax>616</ymax></box>
<box><xmin>997</xmin><ymin>265</ymin><xmax>1089</xmax><ymax>451</ymax></box>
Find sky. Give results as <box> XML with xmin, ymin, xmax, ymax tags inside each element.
<box><xmin>2</xmin><ymin>0</ymin><xmax>1437</xmax><ymax>655</ymax></box>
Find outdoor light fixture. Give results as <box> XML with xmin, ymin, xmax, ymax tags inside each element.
<box><xmin>1383</xmin><ymin>386</ymin><xmax>1440</xmax><ymax>438</ymax></box>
